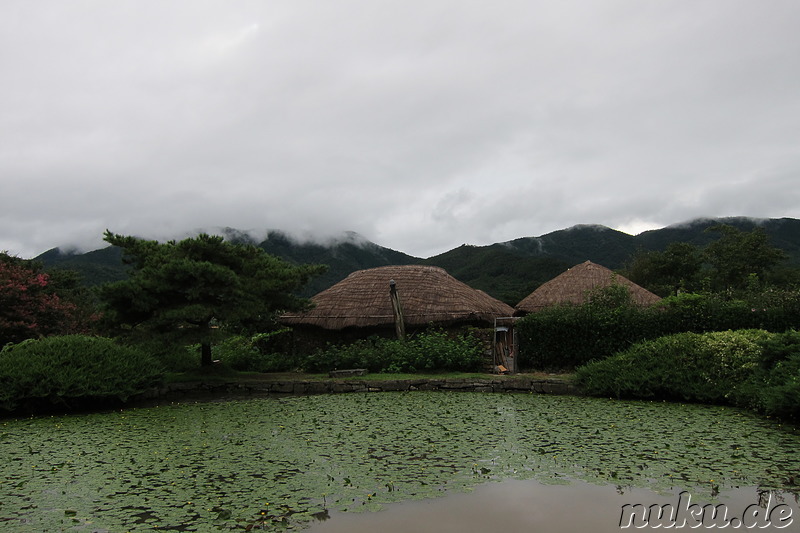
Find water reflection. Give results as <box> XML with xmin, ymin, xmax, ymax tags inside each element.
<box><xmin>308</xmin><ymin>479</ymin><xmax>800</xmax><ymax>533</ymax></box>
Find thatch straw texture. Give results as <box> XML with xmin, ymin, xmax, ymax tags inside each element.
<box><xmin>281</xmin><ymin>265</ymin><xmax>514</xmax><ymax>330</ymax></box>
<box><xmin>515</xmin><ymin>260</ymin><xmax>661</xmax><ymax>313</ymax></box>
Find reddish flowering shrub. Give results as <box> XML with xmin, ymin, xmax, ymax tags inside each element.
<box><xmin>0</xmin><ymin>258</ymin><xmax>87</xmax><ymax>346</ymax></box>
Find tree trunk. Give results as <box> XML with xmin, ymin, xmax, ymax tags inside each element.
<box><xmin>198</xmin><ymin>318</ymin><xmax>214</xmax><ymax>366</ymax></box>
<box><xmin>201</xmin><ymin>341</ymin><xmax>213</xmax><ymax>366</ymax></box>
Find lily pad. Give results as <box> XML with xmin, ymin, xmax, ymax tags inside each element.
<box><xmin>0</xmin><ymin>392</ymin><xmax>797</xmax><ymax>531</ymax></box>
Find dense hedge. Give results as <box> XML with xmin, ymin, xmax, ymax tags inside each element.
<box><xmin>301</xmin><ymin>330</ymin><xmax>484</xmax><ymax>374</ymax></box>
<box><xmin>0</xmin><ymin>335</ymin><xmax>163</xmax><ymax>413</ymax></box>
<box><xmin>517</xmin><ymin>290</ymin><xmax>800</xmax><ymax>371</ymax></box>
<box><xmin>211</xmin><ymin>329</ymin><xmax>485</xmax><ymax>374</ymax></box>
<box><xmin>212</xmin><ymin>330</ymin><xmax>296</xmax><ymax>373</ymax></box>
<box><xmin>575</xmin><ymin>329</ymin><xmax>800</xmax><ymax>420</ymax></box>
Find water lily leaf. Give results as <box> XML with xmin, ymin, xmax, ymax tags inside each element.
<box><xmin>0</xmin><ymin>392</ymin><xmax>798</xmax><ymax>530</ymax></box>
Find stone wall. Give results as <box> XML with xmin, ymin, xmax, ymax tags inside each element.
<box><xmin>135</xmin><ymin>375</ymin><xmax>579</xmax><ymax>405</ymax></box>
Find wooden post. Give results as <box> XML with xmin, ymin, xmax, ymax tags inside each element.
<box><xmin>389</xmin><ymin>279</ymin><xmax>406</xmax><ymax>340</ymax></box>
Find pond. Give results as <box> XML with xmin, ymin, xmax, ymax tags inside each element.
<box><xmin>1</xmin><ymin>392</ymin><xmax>798</xmax><ymax>531</ymax></box>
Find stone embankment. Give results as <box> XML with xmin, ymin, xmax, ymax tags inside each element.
<box><xmin>138</xmin><ymin>375</ymin><xmax>578</xmax><ymax>404</ymax></box>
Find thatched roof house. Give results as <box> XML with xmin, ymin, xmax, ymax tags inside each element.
<box><xmin>515</xmin><ymin>260</ymin><xmax>661</xmax><ymax>314</ymax></box>
<box><xmin>281</xmin><ymin>265</ymin><xmax>514</xmax><ymax>330</ymax></box>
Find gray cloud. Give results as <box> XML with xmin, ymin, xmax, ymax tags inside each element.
<box><xmin>2</xmin><ymin>0</ymin><xmax>799</xmax><ymax>259</ymax></box>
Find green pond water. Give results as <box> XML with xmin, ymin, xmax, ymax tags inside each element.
<box><xmin>1</xmin><ymin>392</ymin><xmax>798</xmax><ymax>531</ymax></box>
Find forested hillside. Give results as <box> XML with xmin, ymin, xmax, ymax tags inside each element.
<box><xmin>35</xmin><ymin>217</ymin><xmax>800</xmax><ymax>304</ymax></box>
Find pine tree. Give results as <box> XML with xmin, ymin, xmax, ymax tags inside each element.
<box><xmin>100</xmin><ymin>231</ymin><xmax>326</xmax><ymax>365</ymax></box>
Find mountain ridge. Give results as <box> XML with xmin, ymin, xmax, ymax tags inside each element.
<box><xmin>35</xmin><ymin>217</ymin><xmax>800</xmax><ymax>304</ymax></box>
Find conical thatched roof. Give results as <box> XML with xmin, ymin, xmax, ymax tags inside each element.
<box><xmin>281</xmin><ymin>265</ymin><xmax>514</xmax><ymax>330</ymax></box>
<box><xmin>515</xmin><ymin>260</ymin><xmax>661</xmax><ymax>314</ymax></box>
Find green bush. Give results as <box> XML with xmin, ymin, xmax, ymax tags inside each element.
<box><xmin>755</xmin><ymin>354</ymin><xmax>800</xmax><ymax>419</ymax></box>
<box><xmin>129</xmin><ymin>337</ymin><xmax>198</xmax><ymax>372</ymax></box>
<box><xmin>300</xmin><ymin>330</ymin><xmax>484</xmax><ymax>374</ymax></box>
<box><xmin>0</xmin><ymin>335</ymin><xmax>163</xmax><ymax>413</ymax></box>
<box><xmin>213</xmin><ymin>331</ymin><xmax>298</xmax><ymax>373</ymax></box>
<box><xmin>575</xmin><ymin>329</ymin><xmax>800</xmax><ymax>420</ymax></box>
<box><xmin>753</xmin><ymin>329</ymin><xmax>800</xmax><ymax>369</ymax></box>
<box><xmin>157</xmin><ymin>345</ymin><xmax>200</xmax><ymax>373</ymax></box>
<box><xmin>575</xmin><ymin>330</ymin><xmax>766</xmax><ymax>402</ymax></box>
<box><xmin>516</xmin><ymin>302</ymin><xmax>650</xmax><ymax>371</ymax></box>
<box><xmin>300</xmin><ymin>337</ymin><xmax>393</xmax><ymax>373</ymax></box>
<box><xmin>735</xmin><ymin>331</ymin><xmax>800</xmax><ymax>419</ymax></box>
<box><xmin>517</xmin><ymin>290</ymin><xmax>800</xmax><ymax>371</ymax></box>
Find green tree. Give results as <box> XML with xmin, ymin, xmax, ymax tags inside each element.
<box><xmin>100</xmin><ymin>231</ymin><xmax>326</xmax><ymax>366</ymax></box>
<box><xmin>1</xmin><ymin>253</ymin><xmax>94</xmax><ymax>347</ymax></box>
<box><xmin>622</xmin><ymin>242</ymin><xmax>702</xmax><ymax>296</ymax></box>
<box><xmin>703</xmin><ymin>225</ymin><xmax>786</xmax><ymax>291</ymax></box>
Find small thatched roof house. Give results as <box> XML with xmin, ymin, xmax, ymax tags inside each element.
<box><xmin>281</xmin><ymin>265</ymin><xmax>514</xmax><ymax>331</ymax></box>
<box><xmin>515</xmin><ymin>260</ymin><xmax>661</xmax><ymax>315</ymax></box>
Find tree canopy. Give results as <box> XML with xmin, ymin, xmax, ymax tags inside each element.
<box><xmin>621</xmin><ymin>242</ymin><xmax>703</xmax><ymax>297</ymax></box>
<box><xmin>703</xmin><ymin>224</ymin><xmax>787</xmax><ymax>291</ymax></box>
<box><xmin>622</xmin><ymin>225</ymin><xmax>789</xmax><ymax>296</ymax></box>
<box><xmin>100</xmin><ymin>232</ymin><xmax>326</xmax><ymax>365</ymax></box>
<box><xmin>0</xmin><ymin>253</ymin><xmax>90</xmax><ymax>347</ymax></box>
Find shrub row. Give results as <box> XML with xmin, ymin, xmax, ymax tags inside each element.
<box><xmin>0</xmin><ymin>335</ymin><xmax>163</xmax><ymax>414</ymax></box>
<box><xmin>302</xmin><ymin>330</ymin><xmax>484</xmax><ymax>374</ymax></box>
<box><xmin>211</xmin><ymin>329</ymin><xmax>297</xmax><ymax>373</ymax></box>
<box><xmin>212</xmin><ymin>329</ymin><xmax>484</xmax><ymax>374</ymax></box>
<box><xmin>517</xmin><ymin>290</ymin><xmax>800</xmax><ymax>371</ymax></box>
<box><xmin>575</xmin><ymin>329</ymin><xmax>800</xmax><ymax>420</ymax></box>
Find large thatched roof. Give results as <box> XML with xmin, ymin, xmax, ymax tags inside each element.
<box><xmin>281</xmin><ymin>265</ymin><xmax>514</xmax><ymax>330</ymax></box>
<box><xmin>515</xmin><ymin>260</ymin><xmax>661</xmax><ymax>314</ymax></box>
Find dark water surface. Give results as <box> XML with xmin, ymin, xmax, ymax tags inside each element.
<box><xmin>309</xmin><ymin>479</ymin><xmax>799</xmax><ymax>533</ymax></box>
<box><xmin>1</xmin><ymin>392</ymin><xmax>798</xmax><ymax>531</ymax></box>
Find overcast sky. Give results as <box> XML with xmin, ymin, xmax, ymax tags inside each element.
<box><xmin>2</xmin><ymin>0</ymin><xmax>799</xmax><ymax>259</ymax></box>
